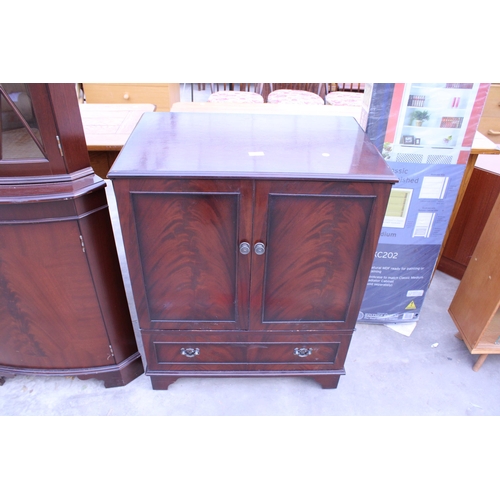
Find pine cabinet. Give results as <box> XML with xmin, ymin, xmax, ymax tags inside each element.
<box><xmin>82</xmin><ymin>83</ymin><xmax>180</xmax><ymax>112</ymax></box>
<box><xmin>449</xmin><ymin>189</ymin><xmax>500</xmax><ymax>371</ymax></box>
<box><xmin>0</xmin><ymin>83</ymin><xmax>143</xmax><ymax>387</ymax></box>
<box><xmin>110</xmin><ymin>112</ymin><xmax>397</xmax><ymax>389</ymax></box>
<box><xmin>477</xmin><ymin>83</ymin><xmax>500</xmax><ymax>145</ymax></box>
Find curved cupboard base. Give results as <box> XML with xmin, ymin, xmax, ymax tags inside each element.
<box><xmin>0</xmin><ymin>352</ymin><xmax>144</xmax><ymax>388</ymax></box>
<box><xmin>148</xmin><ymin>369</ymin><xmax>344</xmax><ymax>390</ymax></box>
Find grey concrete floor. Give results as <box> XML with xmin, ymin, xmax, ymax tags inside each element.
<box><xmin>1</xmin><ymin>179</ymin><xmax>499</xmax><ymax>416</ymax></box>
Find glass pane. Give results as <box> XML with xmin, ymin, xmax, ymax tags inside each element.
<box><xmin>0</xmin><ymin>83</ymin><xmax>46</xmax><ymax>160</ymax></box>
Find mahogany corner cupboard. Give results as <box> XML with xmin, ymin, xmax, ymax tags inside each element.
<box><xmin>0</xmin><ymin>83</ymin><xmax>143</xmax><ymax>387</ymax></box>
<box><xmin>109</xmin><ymin>112</ymin><xmax>397</xmax><ymax>389</ymax></box>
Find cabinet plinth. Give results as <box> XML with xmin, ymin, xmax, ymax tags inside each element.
<box><xmin>109</xmin><ymin>112</ymin><xmax>397</xmax><ymax>389</ymax></box>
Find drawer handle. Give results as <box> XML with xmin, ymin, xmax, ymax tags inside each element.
<box><xmin>294</xmin><ymin>347</ymin><xmax>313</xmax><ymax>357</ymax></box>
<box><xmin>254</xmin><ymin>242</ymin><xmax>266</xmax><ymax>255</ymax></box>
<box><xmin>487</xmin><ymin>129</ymin><xmax>500</xmax><ymax>136</ymax></box>
<box><xmin>123</xmin><ymin>93</ymin><xmax>130</xmax><ymax>100</ymax></box>
<box><xmin>239</xmin><ymin>242</ymin><xmax>251</xmax><ymax>255</ymax></box>
<box><xmin>180</xmin><ymin>347</ymin><xmax>200</xmax><ymax>358</ymax></box>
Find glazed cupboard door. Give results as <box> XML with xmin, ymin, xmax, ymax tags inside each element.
<box><xmin>114</xmin><ymin>178</ymin><xmax>253</xmax><ymax>331</ymax></box>
<box><xmin>0</xmin><ymin>84</ymin><xmax>68</xmax><ymax>177</ymax></box>
<box><xmin>249</xmin><ymin>180</ymin><xmax>385</xmax><ymax>331</ymax></box>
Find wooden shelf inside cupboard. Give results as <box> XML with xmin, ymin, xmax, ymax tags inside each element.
<box><xmin>449</xmin><ymin>188</ymin><xmax>500</xmax><ymax>371</ymax></box>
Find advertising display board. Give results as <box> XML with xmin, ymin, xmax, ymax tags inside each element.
<box><xmin>359</xmin><ymin>83</ymin><xmax>490</xmax><ymax>323</ymax></box>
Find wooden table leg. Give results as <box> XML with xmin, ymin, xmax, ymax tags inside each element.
<box><xmin>473</xmin><ymin>354</ymin><xmax>488</xmax><ymax>372</ymax></box>
<box><xmin>454</xmin><ymin>332</ymin><xmax>488</xmax><ymax>371</ymax></box>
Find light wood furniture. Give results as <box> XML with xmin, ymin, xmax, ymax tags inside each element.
<box><xmin>79</xmin><ymin>103</ymin><xmax>155</xmax><ymax>178</ymax></box>
<box><xmin>0</xmin><ymin>84</ymin><xmax>143</xmax><ymax>387</ymax></box>
<box><xmin>436</xmin><ymin>132</ymin><xmax>500</xmax><ymax>275</ymax></box>
<box><xmin>109</xmin><ymin>112</ymin><xmax>396</xmax><ymax>389</ymax></box>
<box><xmin>80</xmin><ymin>103</ymin><xmax>156</xmax><ymax>148</ymax></box>
<box><xmin>477</xmin><ymin>83</ymin><xmax>500</xmax><ymax>144</ymax></box>
<box><xmin>449</xmin><ymin>189</ymin><xmax>500</xmax><ymax>371</ymax></box>
<box><xmin>82</xmin><ymin>83</ymin><xmax>180</xmax><ymax>112</ymax></box>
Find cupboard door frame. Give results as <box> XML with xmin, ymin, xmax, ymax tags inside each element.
<box><xmin>114</xmin><ymin>177</ymin><xmax>253</xmax><ymax>331</ymax></box>
<box><xmin>249</xmin><ymin>180</ymin><xmax>386</xmax><ymax>331</ymax></box>
<box><xmin>0</xmin><ymin>84</ymin><xmax>70</xmax><ymax>177</ymax></box>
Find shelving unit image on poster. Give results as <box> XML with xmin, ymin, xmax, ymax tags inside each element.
<box><xmin>359</xmin><ymin>83</ymin><xmax>489</xmax><ymax>323</ymax></box>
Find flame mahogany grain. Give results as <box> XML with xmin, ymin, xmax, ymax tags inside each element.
<box><xmin>110</xmin><ymin>112</ymin><xmax>397</xmax><ymax>389</ymax></box>
<box><xmin>0</xmin><ymin>84</ymin><xmax>143</xmax><ymax>387</ymax></box>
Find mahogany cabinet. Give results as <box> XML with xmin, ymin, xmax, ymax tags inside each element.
<box><xmin>109</xmin><ymin>112</ymin><xmax>397</xmax><ymax>389</ymax></box>
<box><xmin>0</xmin><ymin>83</ymin><xmax>143</xmax><ymax>387</ymax></box>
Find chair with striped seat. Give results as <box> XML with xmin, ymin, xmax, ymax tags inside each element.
<box><xmin>325</xmin><ymin>91</ymin><xmax>364</xmax><ymax>107</ymax></box>
<box><xmin>208</xmin><ymin>84</ymin><xmax>264</xmax><ymax>103</ymax></box>
<box><xmin>266</xmin><ymin>83</ymin><xmax>326</xmax><ymax>105</ymax></box>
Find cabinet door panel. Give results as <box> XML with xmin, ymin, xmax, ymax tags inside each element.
<box><xmin>0</xmin><ymin>84</ymin><xmax>68</xmax><ymax>176</ymax></box>
<box><xmin>250</xmin><ymin>181</ymin><xmax>377</xmax><ymax>330</ymax></box>
<box><xmin>0</xmin><ymin>220</ymin><xmax>113</xmax><ymax>369</ymax></box>
<box><xmin>120</xmin><ymin>179</ymin><xmax>252</xmax><ymax>330</ymax></box>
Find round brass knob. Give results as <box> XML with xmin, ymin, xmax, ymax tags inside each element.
<box><xmin>239</xmin><ymin>242</ymin><xmax>251</xmax><ymax>255</ymax></box>
<box><xmin>254</xmin><ymin>242</ymin><xmax>266</xmax><ymax>255</ymax></box>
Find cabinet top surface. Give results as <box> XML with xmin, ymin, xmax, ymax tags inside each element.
<box><xmin>109</xmin><ymin>112</ymin><xmax>396</xmax><ymax>182</ymax></box>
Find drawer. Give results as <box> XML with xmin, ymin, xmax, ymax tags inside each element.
<box><xmin>82</xmin><ymin>83</ymin><xmax>180</xmax><ymax>112</ymax></box>
<box><xmin>143</xmin><ymin>331</ymin><xmax>352</xmax><ymax>372</ymax></box>
<box><xmin>154</xmin><ymin>343</ymin><xmax>247</xmax><ymax>364</ymax></box>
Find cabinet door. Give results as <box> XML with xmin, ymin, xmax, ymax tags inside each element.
<box><xmin>0</xmin><ymin>84</ymin><xmax>75</xmax><ymax>177</ymax></box>
<box><xmin>249</xmin><ymin>180</ymin><xmax>380</xmax><ymax>331</ymax></box>
<box><xmin>0</xmin><ymin>218</ymin><xmax>115</xmax><ymax>369</ymax></box>
<box><xmin>115</xmin><ymin>178</ymin><xmax>253</xmax><ymax>331</ymax></box>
